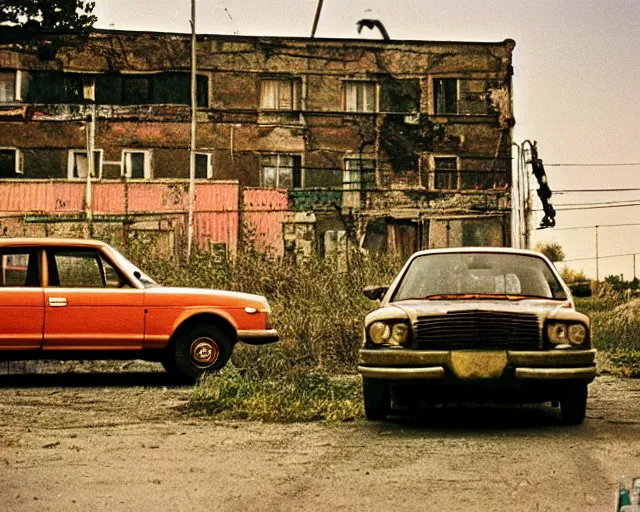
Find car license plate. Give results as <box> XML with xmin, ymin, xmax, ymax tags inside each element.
<box><xmin>450</xmin><ymin>351</ymin><xmax>508</xmax><ymax>380</ymax></box>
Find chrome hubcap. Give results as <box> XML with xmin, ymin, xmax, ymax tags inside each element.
<box><xmin>190</xmin><ymin>337</ymin><xmax>220</xmax><ymax>367</ymax></box>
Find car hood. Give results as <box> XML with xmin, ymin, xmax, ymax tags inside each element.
<box><xmin>144</xmin><ymin>286</ymin><xmax>270</xmax><ymax>310</ymax></box>
<box><xmin>366</xmin><ymin>298</ymin><xmax>588</xmax><ymax>326</ymax></box>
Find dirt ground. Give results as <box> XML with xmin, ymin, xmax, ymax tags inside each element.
<box><xmin>0</xmin><ymin>361</ymin><xmax>639</xmax><ymax>512</ymax></box>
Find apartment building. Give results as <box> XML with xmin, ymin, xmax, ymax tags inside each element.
<box><xmin>0</xmin><ymin>28</ymin><xmax>515</xmax><ymax>258</ymax></box>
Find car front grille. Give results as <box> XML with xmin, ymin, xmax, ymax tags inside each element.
<box><xmin>414</xmin><ymin>310</ymin><xmax>541</xmax><ymax>350</ymax></box>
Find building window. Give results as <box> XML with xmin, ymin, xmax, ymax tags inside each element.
<box><xmin>68</xmin><ymin>150</ymin><xmax>102</xmax><ymax>180</ymax></box>
<box><xmin>0</xmin><ymin>71</ymin><xmax>19</xmax><ymax>103</ymax></box>
<box><xmin>434</xmin><ymin>157</ymin><xmax>458</xmax><ymax>190</ymax></box>
<box><xmin>434</xmin><ymin>78</ymin><xmax>498</xmax><ymax>115</ymax></box>
<box><xmin>343</xmin><ymin>157</ymin><xmax>376</xmax><ymax>190</ymax></box>
<box><xmin>434</xmin><ymin>78</ymin><xmax>458</xmax><ymax>115</ymax></box>
<box><xmin>261</xmin><ymin>154</ymin><xmax>302</xmax><ymax>188</ymax></box>
<box><xmin>344</xmin><ymin>81</ymin><xmax>377</xmax><ymax>112</ymax></box>
<box><xmin>195</xmin><ymin>153</ymin><xmax>212</xmax><ymax>179</ymax></box>
<box><xmin>0</xmin><ymin>149</ymin><xmax>23</xmax><ymax>178</ymax></box>
<box><xmin>259</xmin><ymin>78</ymin><xmax>301</xmax><ymax>110</ymax></box>
<box><xmin>122</xmin><ymin>150</ymin><xmax>152</xmax><ymax>179</ymax></box>
<box><xmin>122</xmin><ymin>75</ymin><xmax>151</xmax><ymax>105</ymax></box>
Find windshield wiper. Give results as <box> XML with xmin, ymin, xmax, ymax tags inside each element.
<box><xmin>422</xmin><ymin>294</ymin><xmax>535</xmax><ymax>300</ymax></box>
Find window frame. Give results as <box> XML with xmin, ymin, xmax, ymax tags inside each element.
<box><xmin>433</xmin><ymin>77</ymin><xmax>460</xmax><ymax>115</ymax></box>
<box><xmin>0</xmin><ymin>70</ymin><xmax>21</xmax><ymax>103</ymax></box>
<box><xmin>429</xmin><ymin>154</ymin><xmax>460</xmax><ymax>191</ymax></box>
<box><xmin>260</xmin><ymin>153</ymin><xmax>303</xmax><ymax>189</ymax></box>
<box><xmin>343</xmin><ymin>155</ymin><xmax>376</xmax><ymax>191</ymax></box>
<box><xmin>195</xmin><ymin>152</ymin><xmax>213</xmax><ymax>179</ymax></box>
<box><xmin>121</xmin><ymin>150</ymin><xmax>153</xmax><ymax>180</ymax></box>
<box><xmin>0</xmin><ymin>147</ymin><xmax>23</xmax><ymax>178</ymax></box>
<box><xmin>343</xmin><ymin>80</ymin><xmax>378</xmax><ymax>113</ymax></box>
<box><xmin>258</xmin><ymin>77</ymin><xmax>301</xmax><ymax>111</ymax></box>
<box><xmin>67</xmin><ymin>149</ymin><xmax>103</xmax><ymax>180</ymax></box>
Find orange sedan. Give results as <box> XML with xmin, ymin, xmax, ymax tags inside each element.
<box><xmin>0</xmin><ymin>238</ymin><xmax>278</xmax><ymax>380</ymax></box>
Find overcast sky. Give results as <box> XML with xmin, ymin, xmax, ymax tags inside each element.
<box><xmin>93</xmin><ymin>0</ymin><xmax>640</xmax><ymax>279</ymax></box>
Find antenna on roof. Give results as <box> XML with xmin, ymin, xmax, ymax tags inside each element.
<box><xmin>310</xmin><ymin>0</ymin><xmax>324</xmax><ymax>38</ymax></box>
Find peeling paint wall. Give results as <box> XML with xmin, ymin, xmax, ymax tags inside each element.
<box><xmin>0</xmin><ymin>29</ymin><xmax>516</xmax><ymax>255</ymax></box>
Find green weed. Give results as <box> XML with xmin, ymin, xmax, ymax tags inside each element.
<box><xmin>189</xmin><ymin>365</ymin><xmax>363</xmax><ymax>422</ymax></box>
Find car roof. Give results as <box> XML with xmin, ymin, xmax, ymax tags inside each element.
<box><xmin>409</xmin><ymin>247</ymin><xmax>547</xmax><ymax>258</ymax></box>
<box><xmin>0</xmin><ymin>237</ymin><xmax>107</xmax><ymax>249</ymax></box>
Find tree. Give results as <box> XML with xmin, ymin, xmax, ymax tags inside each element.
<box><xmin>0</xmin><ymin>0</ymin><xmax>96</xmax><ymax>32</ymax></box>
<box><xmin>560</xmin><ymin>266</ymin><xmax>587</xmax><ymax>284</ymax></box>
<box><xmin>534</xmin><ymin>242</ymin><xmax>565</xmax><ymax>263</ymax></box>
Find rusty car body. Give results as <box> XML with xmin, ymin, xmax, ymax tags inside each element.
<box><xmin>0</xmin><ymin>238</ymin><xmax>278</xmax><ymax>380</ymax></box>
<box><xmin>359</xmin><ymin>247</ymin><xmax>596</xmax><ymax>424</ymax></box>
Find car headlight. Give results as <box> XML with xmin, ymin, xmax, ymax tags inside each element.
<box><xmin>389</xmin><ymin>323</ymin><xmax>409</xmax><ymax>347</ymax></box>
<box><xmin>547</xmin><ymin>323</ymin><xmax>568</xmax><ymax>344</ymax></box>
<box><xmin>368</xmin><ymin>321</ymin><xmax>410</xmax><ymax>347</ymax></box>
<box><xmin>567</xmin><ymin>324</ymin><xmax>587</xmax><ymax>345</ymax></box>
<box><xmin>547</xmin><ymin>322</ymin><xmax>588</xmax><ymax>346</ymax></box>
<box><xmin>369</xmin><ymin>322</ymin><xmax>391</xmax><ymax>344</ymax></box>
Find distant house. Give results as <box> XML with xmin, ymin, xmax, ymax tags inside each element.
<box><xmin>0</xmin><ymin>28</ymin><xmax>515</xmax><ymax>259</ymax></box>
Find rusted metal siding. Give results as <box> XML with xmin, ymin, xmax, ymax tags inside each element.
<box><xmin>0</xmin><ymin>182</ymin><xmax>84</xmax><ymax>212</ymax></box>
<box><xmin>0</xmin><ymin>181</ymin><xmax>242</xmax><ymax>252</ymax></box>
<box><xmin>194</xmin><ymin>183</ymin><xmax>239</xmax><ymax>256</ymax></box>
<box><xmin>243</xmin><ymin>188</ymin><xmax>288</xmax><ymax>256</ymax></box>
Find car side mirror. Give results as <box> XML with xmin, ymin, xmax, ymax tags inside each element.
<box><xmin>570</xmin><ymin>282</ymin><xmax>592</xmax><ymax>298</ymax></box>
<box><xmin>133</xmin><ymin>270</ymin><xmax>142</xmax><ymax>280</ymax></box>
<box><xmin>363</xmin><ymin>285</ymin><xmax>388</xmax><ymax>301</ymax></box>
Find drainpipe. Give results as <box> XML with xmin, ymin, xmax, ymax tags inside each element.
<box><xmin>510</xmin><ymin>142</ymin><xmax>520</xmax><ymax>248</ymax></box>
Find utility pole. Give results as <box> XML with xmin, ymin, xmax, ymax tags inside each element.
<box><xmin>84</xmin><ymin>79</ymin><xmax>96</xmax><ymax>237</ymax></box>
<box><xmin>595</xmin><ymin>225</ymin><xmax>599</xmax><ymax>283</ymax></box>
<box><xmin>186</xmin><ymin>0</ymin><xmax>197</xmax><ymax>263</ymax></box>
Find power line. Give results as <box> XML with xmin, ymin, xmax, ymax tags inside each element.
<box><xmin>564</xmin><ymin>252</ymin><xmax>640</xmax><ymax>263</ymax></box>
<box><xmin>545</xmin><ymin>163</ymin><xmax>640</xmax><ymax>167</ymax></box>
<box><xmin>556</xmin><ymin>188</ymin><xmax>640</xmax><ymax>193</ymax></box>
<box><xmin>552</xmin><ymin>222</ymin><xmax>640</xmax><ymax>231</ymax></box>
<box><xmin>534</xmin><ymin>203</ymin><xmax>640</xmax><ymax>212</ymax></box>
<box><xmin>552</xmin><ymin>199</ymin><xmax>640</xmax><ymax>208</ymax></box>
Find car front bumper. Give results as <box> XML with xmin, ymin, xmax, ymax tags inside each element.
<box><xmin>358</xmin><ymin>349</ymin><xmax>597</xmax><ymax>381</ymax></box>
<box><xmin>237</xmin><ymin>329</ymin><xmax>279</xmax><ymax>345</ymax></box>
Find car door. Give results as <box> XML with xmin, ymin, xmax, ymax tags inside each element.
<box><xmin>43</xmin><ymin>247</ymin><xmax>145</xmax><ymax>350</ymax></box>
<box><xmin>0</xmin><ymin>247</ymin><xmax>44</xmax><ymax>349</ymax></box>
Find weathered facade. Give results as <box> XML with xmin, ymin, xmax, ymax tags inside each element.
<box><xmin>0</xmin><ymin>28</ymin><xmax>515</xmax><ymax>259</ymax></box>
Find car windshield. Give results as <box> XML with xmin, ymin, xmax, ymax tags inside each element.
<box><xmin>393</xmin><ymin>252</ymin><xmax>567</xmax><ymax>301</ymax></box>
<box><xmin>107</xmin><ymin>246</ymin><xmax>159</xmax><ymax>288</ymax></box>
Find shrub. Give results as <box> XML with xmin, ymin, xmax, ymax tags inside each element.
<box><xmin>189</xmin><ymin>365</ymin><xmax>363</xmax><ymax>422</ymax></box>
<box><xmin>119</xmin><ymin>237</ymin><xmax>401</xmax><ymax>374</ymax></box>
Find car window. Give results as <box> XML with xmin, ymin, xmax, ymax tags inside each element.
<box><xmin>393</xmin><ymin>252</ymin><xmax>567</xmax><ymax>301</ymax></box>
<box><xmin>51</xmin><ymin>251</ymin><xmax>104</xmax><ymax>288</ymax></box>
<box><xmin>0</xmin><ymin>250</ymin><xmax>40</xmax><ymax>287</ymax></box>
<box><xmin>48</xmin><ymin>249</ymin><xmax>131</xmax><ymax>288</ymax></box>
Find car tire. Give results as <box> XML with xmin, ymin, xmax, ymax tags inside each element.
<box><xmin>560</xmin><ymin>382</ymin><xmax>588</xmax><ymax>425</ymax></box>
<box><xmin>174</xmin><ymin>323</ymin><xmax>233</xmax><ymax>382</ymax></box>
<box><xmin>363</xmin><ymin>377</ymin><xmax>391</xmax><ymax>421</ymax></box>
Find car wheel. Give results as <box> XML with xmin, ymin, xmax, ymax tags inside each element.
<box><xmin>174</xmin><ymin>323</ymin><xmax>233</xmax><ymax>382</ymax></box>
<box><xmin>560</xmin><ymin>382</ymin><xmax>588</xmax><ymax>425</ymax></box>
<box><xmin>363</xmin><ymin>377</ymin><xmax>391</xmax><ymax>421</ymax></box>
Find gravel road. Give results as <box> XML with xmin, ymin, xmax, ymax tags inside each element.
<box><xmin>0</xmin><ymin>363</ymin><xmax>638</xmax><ymax>512</ymax></box>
